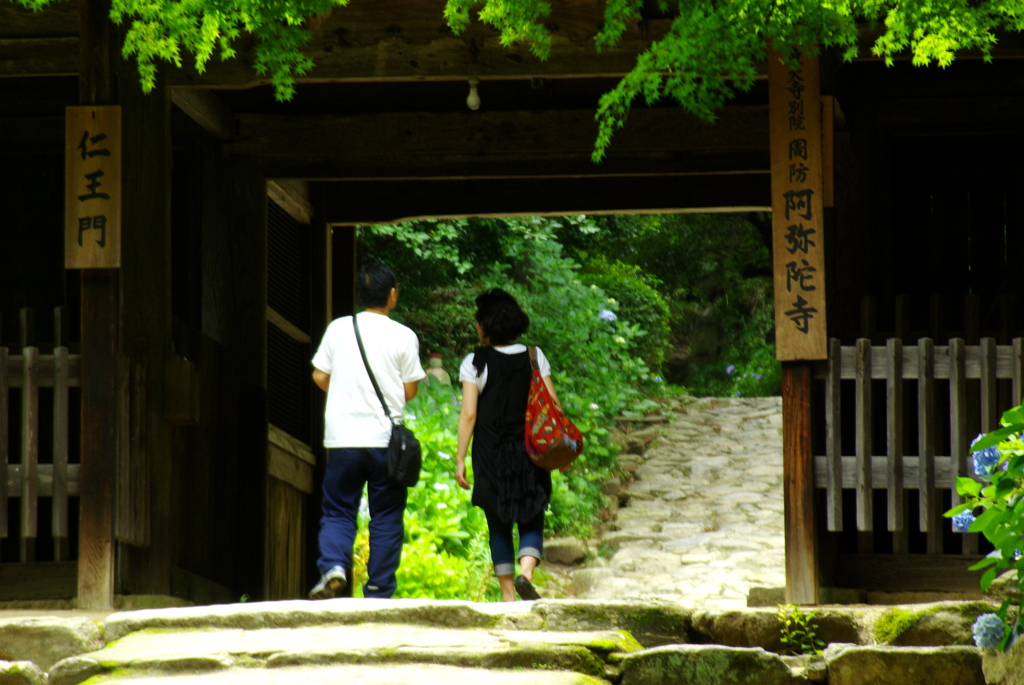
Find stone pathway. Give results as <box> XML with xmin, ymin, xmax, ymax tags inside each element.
<box><xmin>577</xmin><ymin>396</ymin><xmax>785</xmax><ymax>609</ymax></box>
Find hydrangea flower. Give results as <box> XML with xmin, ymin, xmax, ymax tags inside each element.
<box><xmin>607</xmin><ymin>298</ymin><xmax>617</xmax><ymax>304</ymax></box>
<box><xmin>973</xmin><ymin>613</ymin><xmax>1006</xmax><ymax>649</ymax></box>
<box><xmin>436</xmin><ymin>503</ymin><xmax>448</xmax><ymax>509</ymax></box>
<box><xmin>589</xmin><ymin>403</ymin><xmax>600</xmax><ymax>410</ymax></box>
<box><xmin>952</xmin><ymin>510</ymin><xmax>976</xmax><ymax>533</ymax></box>
<box><xmin>654</xmin><ymin>376</ymin><xmax>663</xmax><ymax>383</ymax></box>
<box><xmin>754</xmin><ymin>374</ymin><xmax>763</xmax><ymax>381</ymax></box>
<box><xmin>971</xmin><ymin>433</ymin><xmax>1002</xmax><ymax>478</ymax></box>
<box><xmin>433</xmin><ymin>483</ymin><xmax>449</xmax><ymax>491</ymax></box>
<box><xmin>615</xmin><ymin>336</ymin><xmax>626</xmax><ymax>344</ymax></box>
<box><xmin>437</xmin><ymin>451</ymin><xmax>452</xmax><ymax>460</ymax></box>
<box><xmin>735</xmin><ymin>391</ymin><xmax>742</xmax><ymax>397</ymax></box>
<box><xmin>726</xmin><ymin>365</ymin><xmax>736</xmax><ymax>375</ymax></box>
<box><xmin>598</xmin><ymin>309</ymin><xmax>617</xmax><ymax>322</ymax></box>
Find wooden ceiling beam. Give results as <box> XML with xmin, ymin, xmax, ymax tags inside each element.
<box><xmin>228</xmin><ymin>106</ymin><xmax>769</xmax><ymax>179</ymax></box>
<box><xmin>170</xmin><ymin>89</ymin><xmax>236</xmax><ymax>140</ymax></box>
<box><xmin>316</xmin><ymin>174</ymin><xmax>771</xmax><ymax>224</ymax></box>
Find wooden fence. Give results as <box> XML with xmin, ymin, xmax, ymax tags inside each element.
<box><xmin>0</xmin><ymin>307</ymin><xmax>80</xmax><ymax>562</ymax></box>
<box><xmin>816</xmin><ymin>336</ymin><xmax>1023</xmax><ymax>555</ymax></box>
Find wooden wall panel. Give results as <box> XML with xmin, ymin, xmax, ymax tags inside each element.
<box><xmin>265</xmin><ymin>476</ymin><xmax>305</xmax><ymax>600</ymax></box>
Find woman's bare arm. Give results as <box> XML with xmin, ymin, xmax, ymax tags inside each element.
<box><xmin>455</xmin><ymin>381</ymin><xmax>479</xmax><ymax>490</ymax></box>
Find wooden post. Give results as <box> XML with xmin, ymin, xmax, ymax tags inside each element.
<box><xmin>783</xmin><ymin>362</ymin><xmax>818</xmax><ymax>604</ymax></box>
<box><xmin>77</xmin><ymin>0</ymin><xmax>117</xmax><ymax>609</ymax></box>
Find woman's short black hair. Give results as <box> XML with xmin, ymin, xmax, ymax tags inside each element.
<box><xmin>475</xmin><ymin>288</ymin><xmax>529</xmax><ymax>345</ymax></box>
<box><xmin>357</xmin><ymin>262</ymin><xmax>397</xmax><ymax>308</ymax></box>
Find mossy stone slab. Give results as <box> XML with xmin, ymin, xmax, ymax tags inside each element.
<box><xmin>690</xmin><ymin>607</ymin><xmax>864</xmax><ymax>651</ymax></box>
<box><xmin>53</xmin><ymin>624</ymin><xmax>639</xmax><ymax>685</ymax></box>
<box><xmin>103</xmin><ymin>599</ymin><xmax>535</xmax><ymax>641</ymax></box>
<box><xmin>871</xmin><ymin>601</ymin><xmax>997</xmax><ymax>646</ymax></box>
<box><xmin>824</xmin><ymin>644</ymin><xmax>984</xmax><ymax>685</ymax></box>
<box><xmin>0</xmin><ymin>660</ymin><xmax>44</xmax><ymax>685</ymax></box>
<box><xmin>533</xmin><ymin>599</ymin><xmax>691</xmax><ymax>647</ymax></box>
<box><xmin>0</xmin><ymin>617</ymin><xmax>104</xmax><ymax>670</ymax></box>
<box><xmin>71</xmin><ymin>663</ymin><xmax>610</xmax><ymax>685</ymax></box>
<box><xmin>619</xmin><ymin>645</ymin><xmax>796</xmax><ymax>685</ymax></box>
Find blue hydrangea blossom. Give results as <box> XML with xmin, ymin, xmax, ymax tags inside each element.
<box><xmin>971</xmin><ymin>433</ymin><xmax>1002</xmax><ymax>478</ymax></box>
<box><xmin>973</xmin><ymin>613</ymin><xmax>1006</xmax><ymax>649</ymax></box>
<box><xmin>597</xmin><ymin>309</ymin><xmax>617</xmax><ymax>322</ymax></box>
<box><xmin>952</xmin><ymin>511</ymin><xmax>976</xmax><ymax>533</ymax></box>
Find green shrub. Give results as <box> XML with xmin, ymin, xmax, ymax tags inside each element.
<box><xmin>579</xmin><ymin>258</ymin><xmax>672</xmax><ymax>373</ymax></box>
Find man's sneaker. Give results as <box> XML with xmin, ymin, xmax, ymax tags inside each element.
<box><xmin>514</xmin><ymin>574</ymin><xmax>541</xmax><ymax>601</ymax></box>
<box><xmin>309</xmin><ymin>566</ymin><xmax>347</xmax><ymax>600</ymax></box>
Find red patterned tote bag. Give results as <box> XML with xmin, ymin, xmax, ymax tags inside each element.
<box><xmin>524</xmin><ymin>346</ymin><xmax>584</xmax><ymax>471</ymax></box>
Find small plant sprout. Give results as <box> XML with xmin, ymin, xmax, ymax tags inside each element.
<box><xmin>778</xmin><ymin>604</ymin><xmax>826</xmax><ymax>656</ymax></box>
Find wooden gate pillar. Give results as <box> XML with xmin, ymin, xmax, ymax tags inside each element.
<box><xmin>782</xmin><ymin>362</ymin><xmax>817</xmax><ymax>603</ymax></box>
<box><xmin>769</xmin><ymin>47</ymin><xmax>829</xmax><ymax>604</ymax></box>
<box><xmin>76</xmin><ymin>0</ymin><xmax>117</xmax><ymax>609</ymax></box>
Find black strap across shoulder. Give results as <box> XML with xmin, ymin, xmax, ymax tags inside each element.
<box><xmin>353</xmin><ymin>315</ymin><xmax>396</xmax><ymax>424</ymax></box>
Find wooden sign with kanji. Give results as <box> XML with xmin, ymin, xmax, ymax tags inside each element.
<box><xmin>769</xmin><ymin>51</ymin><xmax>827</xmax><ymax>361</ymax></box>
<box><xmin>66</xmin><ymin>106</ymin><xmax>121</xmax><ymax>269</ymax></box>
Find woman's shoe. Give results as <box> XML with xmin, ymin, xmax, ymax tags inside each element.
<box><xmin>514</xmin><ymin>575</ymin><xmax>541</xmax><ymax>601</ymax></box>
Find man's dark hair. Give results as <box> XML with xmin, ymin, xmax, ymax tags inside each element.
<box><xmin>475</xmin><ymin>288</ymin><xmax>529</xmax><ymax>345</ymax></box>
<box><xmin>357</xmin><ymin>263</ymin><xmax>398</xmax><ymax>309</ymax></box>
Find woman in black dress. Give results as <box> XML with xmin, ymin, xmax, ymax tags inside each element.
<box><xmin>454</xmin><ymin>289</ymin><xmax>564</xmax><ymax>601</ymax></box>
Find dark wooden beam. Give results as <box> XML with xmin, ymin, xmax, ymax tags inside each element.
<box><xmin>170</xmin><ymin>89</ymin><xmax>236</xmax><ymax>140</ymax></box>
<box><xmin>230</xmin><ymin>106</ymin><xmax>769</xmax><ymax>180</ymax></box>
<box><xmin>77</xmin><ymin>0</ymin><xmax>117</xmax><ymax>611</ymax></box>
<box><xmin>0</xmin><ymin>3</ymin><xmax>79</xmax><ymax>38</ymax></box>
<box><xmin>316</xmin><ymin>174</ymin><xmax>770</xmax><ymax>224</ymax></box>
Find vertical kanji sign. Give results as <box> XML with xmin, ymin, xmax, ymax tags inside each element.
<box><xmin>66</xmin><ymin>106</ymin><xmax>121</xmax><ymax>269</ymax></box>
<box><xmin>769</xmin><ymin>50</ymin><xmax>827</xmax><ymax>360</ymax></box>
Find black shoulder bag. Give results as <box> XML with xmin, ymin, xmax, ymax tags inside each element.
<box><xmin>353</xmin><ymin>315</ymin><xmax>422</xmax><ymax>487</ymax></box>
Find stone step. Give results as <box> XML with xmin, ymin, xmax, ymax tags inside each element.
<box><xmin>56</xmin><ymin>663</ymin><xmax>607</xmax><ymax>685</ymax></box>
<box><xmin>50</xmin><ymin>622</ymin><xmax>641</xmax><ymax>685</ymax></box>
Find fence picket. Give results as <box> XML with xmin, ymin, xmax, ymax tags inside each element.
<box><xmin>826</xmin><ymin>338</ymin><xmax>842</xmax><ymax>531</ymax></box>
<box><xmin>1013</xmin><ymin>338</ymin><xmax>1023</xmax><ymax>407</ymax></box>
<box><xmin>918</xmin><ymin>339</ymin><xmax>939</xmax><ymax>548</ymax></box>
<box><xmin>0</xmin><ymin>347</ymin><xmax>8</xmax><ymax>539</ymax></box>
<box><xmin>20</xmin><ymin>346</ymin><xmax>38</xmax><ymax>562</ymax></box>
<box><xmin>886</xmin><ymin>339</ymin><xmax>904</xmax><ymax>533</ymax></box>
<box><xmin>981</xmin><ymin>338</ymin><xmax>998</xmax><ymax>432</ymax></box>
<box><xmin>53</xmin><ymin>345</ymin><xmax>70</xmax><ymax>560</ymax></box>
<box><xmin>855</xmin><ymin>338</ymin><xmax>873</xmax><ymax>532</ymax></box>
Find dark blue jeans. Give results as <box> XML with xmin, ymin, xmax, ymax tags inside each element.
<box><xmin>318</xmin><ymin>447</ymin><xmax>407</xmax><ymax>598</ymax></box>
<box><xmin>484</xmin><ymin>508</ymin><xmax>544</xmax><ymax>576</ymax></box>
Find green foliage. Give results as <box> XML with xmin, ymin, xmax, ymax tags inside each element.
<box><xmin>13</xmin><ymin>0</ymin><xmax>350</xmax><ymax>101</ymax></box>
<box><xmin>579</xmin><ymin>258</ymin><xmax>672</xmax><ymax>373</ymax></box>
<box><xmin>946</xmin><ymin>405</ymin><xmax>1024</xmax><ymax>650</ymax></box>
<box><xmin>778</xmin><ymin>604</ymin><xmax>825</xmax><ymax>656</ymax></box>
<box><xmin>560</xmin><ymin>213</ymin><xmax>778</xmax><ymax>396</ymax></box>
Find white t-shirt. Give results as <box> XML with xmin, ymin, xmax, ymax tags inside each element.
<box><xmin>459</xmin><ymin>344</ymin><xmax>551</xmax><ymax>393</ymax></box>
<box><xmin>312</xmin><ymin>312</ymin><xmax>427</xmax><ymax>448</ymax></box>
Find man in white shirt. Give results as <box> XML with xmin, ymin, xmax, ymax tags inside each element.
<box><xmin>308</xmin><ymin>263</ymin><xmax>426</xmax><ymax>599</ymax></box>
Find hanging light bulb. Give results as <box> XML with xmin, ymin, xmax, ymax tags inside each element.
<box><xmin>466</xmin><ymin>78</ymin><xmax>481</xmax><ymax>111</ymax></box>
